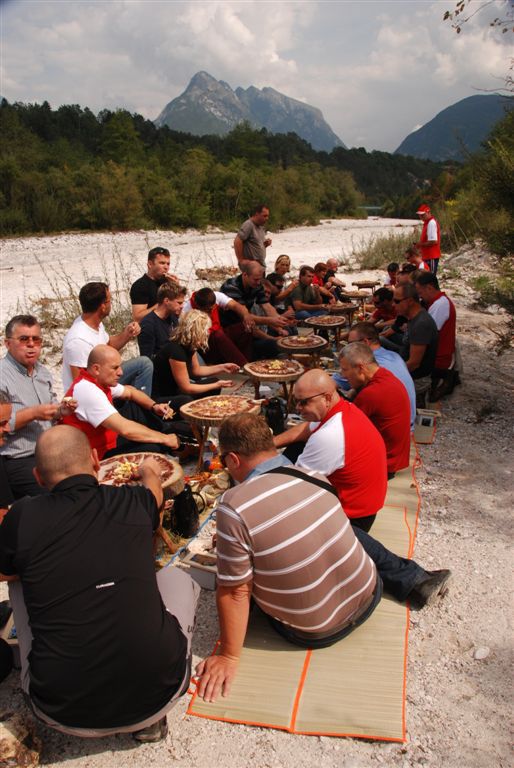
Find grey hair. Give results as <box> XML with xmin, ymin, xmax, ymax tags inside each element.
<box><xmin>339</xmin><ymin>342</ymin><xmax>376</xmax><ymax>366</ymax></box>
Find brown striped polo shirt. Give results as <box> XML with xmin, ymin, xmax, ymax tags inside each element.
<box><xmin>216</xmin><ymin>466</ymin><xmax>377</xmax><ymax>638</ymax></box>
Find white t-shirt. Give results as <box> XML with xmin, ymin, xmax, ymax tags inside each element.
<box><xmin>72</xmin><ymin>379</ymin><xmax>125</xmax><ymax>428</ymax></box>
<box><xmin>62</xmin><ymin>317</ymin><xmax>109</xmax><ymax>390</ymax></box>
<box><xmin>296</xmin><ymin>414</ymin><xmax>346</xmax><ymax>475</ymax></box>
<box><xmin>426</xmin><ymin>219</ymin><xmax>438</xmax><ymax>241</ymax></box>
<box><xmin>428</xmin><ymin>295</ymin><xmax>450</xmax><ymax>331</ymax></box>
<box><xmin>182</xmin><ymin>291</ymin><xmax>232</xmax><ymax>314</ymax></box>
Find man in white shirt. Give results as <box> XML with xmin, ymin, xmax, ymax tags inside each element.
<box><xmin>63</xmin><ymin>282</ymin><xmax>153</xmax><ymax>394</ymax></box>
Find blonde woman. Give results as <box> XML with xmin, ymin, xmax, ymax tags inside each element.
<box><xmin>152</xmin><ymin>310</ymin><xmax>239</xmax><ymax>399</ymax></box>
<box><xmin>266</xmin><ymin>254</ymin><xmax>299</xmax><ymax>309</ymax></box>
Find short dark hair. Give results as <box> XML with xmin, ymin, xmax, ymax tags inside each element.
<box><xmin>387</xmin><ymin>262</ymin><xmax>399</xmax><ymax>273</ymax></box>
<box><xmin>0</xmin><ymin>390</ymin><xmax>11</xmax><ymax>405</ymax></box>
<box><xmin>299</xmin><ymin>265</ymin><xmax>314</xmax><ymax>277</ymax></box>
<box><xmin>349</xmin><ymin>322</ymin><xmax>380</xmax><ymax>343</ymax></box>
<box><xmin>148</xmin><ymin>246</ymin><xmax>170</xmax><ymax>262</ymax></box>
<box><xmin>266</xmin><ymin>273</ymin><xmax>285</xmax><ymax>288</ymax></box>
<box><xmin>374</xmin><ymin>287</ymin><xmax>393</xmax><ymax>303</ymax></box>
<box><xmin>156</xmin><ymin>282</ymin><xmax>186</xmax><ymax>303</ymax></box>
<box><xmin>5</xmin><ymin>314</ymin><xmax>40</xmax><ymax>338</ymax></box>
<box><xmin>314</xmin><ymin>262</ymin><xmax>328</xmax><ymax>273</ymax></box>
<box><xmin>404</xmin><ymin>246</ymin><xmax>420</xmax><ymax>259</ymax></box>
<box><xmin>219</xmin><ymin>413</ymin><xmax>274</xmax><ymax>456</ymax></box>
<box><xmin>79</xmin><ymin>282</ymin><xmax>109</xmax><ymax>313</ymax></box>
<box><xmin>397</xmin><ymin>282</ymin><xmax>418</xmax><ymax>300</ymax></box>
<box><xmin>415</xmin><ymin>271</ymin><xmax>440</xmax><ymax>290</ymax></box>
<box><xmin>251</xmin><ymin>204</ymin><xmax>269</xmax><ymax>215</ymax></box>
<box><xmin>193</xmin><ymin>287</ymin><xmax>216</xmax><ymax>310</ymax></box>
<box><xmin>400</xmin><ymin>263</ymin><xmax>416</xmax><ymax>274</ymax></box>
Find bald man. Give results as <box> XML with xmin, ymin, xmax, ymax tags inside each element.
<box><xmin>339</xmin><ymin>343</ymin><xmax>411</xmax><ymax>477</ymax></box>
<box><xmin>62</xmin><ymin>344</ymin><xmax>181</xmax><ymax>459</ymax></box>
<box><xmin>0</xmin><ymin>426</ymin><xmax>199</xmax><ymax>741</ymax></box>
<box><xmin>274</xmin><ymin>369</ymin><xmax>387</xmax><ymax>531</ymax></box>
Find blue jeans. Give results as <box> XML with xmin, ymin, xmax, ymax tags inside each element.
<box><xmin>119</xmin><ymin>356</ymin><xmax>153</xmax><ymax>395</ymax></box>
<box><xmin>295</xmin><ymin>309</ymin><xmax>326</xmax><ymax>321</ymax></box>
<box><xmin>352</xmin><ymin>527</ymin><xmax>425</xmax><ymax>602</ymax></box>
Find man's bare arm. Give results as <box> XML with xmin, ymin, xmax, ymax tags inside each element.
<box><xmin>233</xmin><ymin>236</ymin><xmax>245</xmax><ymax>266</ymax></box>
<box><xmin>101</xmin><ymin>412</ymin><xmax>179</xmax><ymax>450</ymax></box>
<box><xmin>273</xmin><ymin>420</ymin><xmax>311</xmax><ymax>448</ymax></box>
<box><xmin>405</xmin><ymin>343</ymin><xmax>427</xmax><ymax>372</ymax></box>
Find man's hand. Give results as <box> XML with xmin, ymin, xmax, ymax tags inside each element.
<box><xmin>243</xmin><ymin>316</ymin><xmax>255</xmax><ymax>332</ymax></box>
<box><xmin>266</xmin><ymin>314</ymin><xmax>291</xmax><ymax>329</ymax></box>
<box><xmin>58</xmin><ymin>398</ymin><xmax>77</xmax><ymax>418</ymax></box>
<box><xmin>137</xmin><ymin>457</ymin><xmax>162</xmax><ymax>479</ymax></box>
<box><xmin>195</xmin><ymin>654</ymin><xmax>239</xmax><ymax>702</ymax></box>
<box><xmin>162</xmin><ymin>433</ymin><xmax>180</xmax><ymax>450</ymax></box>
<box><xmin>264</xmin><ymin>238</ymin><xmax>272</xmax><ymax>248</ymax></box>
<box><xmin>125</xmin><ymin>321</ymin><xmax>141</xmax><ymax>339</ymax></box>
<box><xmin>34</xmin><ymin>404</ymin><xmax>60</xmax><ymax>421</ymax></box>
<box><xmin>152</xmin><ymin>402</ymin><xmax>171</xmax><ymax>419</ymax></box>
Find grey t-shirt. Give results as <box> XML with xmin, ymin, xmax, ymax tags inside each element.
<box><xmin>237</xmin><ymin>218</ymin><xmax>266</xmax><ymax>266</ymax></box>
<box><xmin>402</xmin><ymin>309</ymin><xmax>438</xmax><ymax>379</ymax></box>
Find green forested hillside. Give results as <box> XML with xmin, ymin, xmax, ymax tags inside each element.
<box><xmin>0</xmin><ymin>99</ymin><xmax>450</xmax><ymax>235</ymax></box>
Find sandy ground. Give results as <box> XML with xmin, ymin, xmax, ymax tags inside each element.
<box><xmin>0</xmin><ymin>222</ymin><xmax>512</xmax><ymax>767</ymax></box>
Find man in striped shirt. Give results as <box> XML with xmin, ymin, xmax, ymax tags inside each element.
<box><xmin>195</xmin><ymin>413</ymin><xmax>451</xmax><ymax>702</ymax></box>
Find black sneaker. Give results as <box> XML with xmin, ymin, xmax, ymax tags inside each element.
<box><xmin>132</xmin><ymin>716</ymin><xmax>168</xmax><ymax>743</ymax></box>
<box><xmin>409</xmin><ymin>569</ymin><xmax>452</xmax><ymax>610</ymax></box>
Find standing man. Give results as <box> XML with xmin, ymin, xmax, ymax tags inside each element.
<box><xmin>339</xmin><ymin>343</ymin><xmax>411</xmax><ymax>478</ymax></box>
<box><xmin>0</xmin><ymin>315</ymin><xmax>75</xmax><ymax>499</ymax></box>
<box><xmin>233</xmin><ymin>204</ymin><xmax>272</xmax><ymax>268</ymax></box>
<box><xmin>393</xmin><ymin>283</ymin><xmax>439</xmax><ymax>400</ymax></box>
<box><xmin>130</xmin><ymin>247</ymin><xmax>178</xmax><ymax>322</ymax></box>
<box><xmin>138</xmin><ymin>282</ymin><xmax>187</xmax><ymax>360</ymax></box>
<box><xmin>0</xmin><ymin>426</ymin><xmax>198</xmax><ymax>742</ymax></box>
<box><xmin>62</xmin><ymin>282</ymin><xmax>153</xmax><ymax>395</ymax></box>
<box><xmin>416</xmin><ymin>204</ymin><xmax>441</xmax><ymax>274</ymax></box>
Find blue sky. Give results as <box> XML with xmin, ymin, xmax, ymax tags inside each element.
<box><xmin>0</xmin><ymin>0</ymin><xmax>511</xmax><ymax>150</ymax></box>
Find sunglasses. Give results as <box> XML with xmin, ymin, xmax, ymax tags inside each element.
<box><xmin>9</xmin><ymin>335</ymin><xmax>43</xmax><ymax>345</ymax></box>
<box><xmin>393</xmin><ymin>298</ymin><xmax>406</xmax><ymax>304</ymax></box>
<box><xmin>295</xmin><ymin>391</ymin><xmax>327</xmax><ymax>408</ymax></box>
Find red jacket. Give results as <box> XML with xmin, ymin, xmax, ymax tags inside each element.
<box><xmin>62</xmin><ymin>370</ymin><xmax>118</xmax><ymax>459</ymax></box>
<box><xmin>420</xmin><ymin>216</ymin><xmax>441</xmax><ymax>263</ymax></box>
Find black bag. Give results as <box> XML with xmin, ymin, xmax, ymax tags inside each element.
<box><xmin>170</xmin><ymin>484</ymin><xmax>200</xmax><ymax>538</ymax></box>
<box><xmin>262</xmin><ymin>397</ymin><xmax>288</xmax><ymax>435</ymax></box>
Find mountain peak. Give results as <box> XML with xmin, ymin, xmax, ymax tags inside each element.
<box><xmin>155</xmin><ymin>72</ymin><xmax>345</xmax><ymax>151</ymax></box>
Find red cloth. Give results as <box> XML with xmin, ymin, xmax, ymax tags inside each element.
<box><xmin>420</xmin><ymin>216</ymin><xmax>441</xmax><ymax>263</ymax></box>
<box><xmin>190</xmin><ymin>292</ymin><xmax>221</xmax><ymax>332</ymax></box>
<box><xmin>62</xmin><ymin>370</ymin><xmax>118</xmax><ymax>459</ymax></box>
<box><xmin>311</xmin><ymin>398</ymin><xmax>387</xmax><ymax>519</ymax></box>
<box><xmin>353</xmin><ymin>368</ymin><xmax>411</xmax><ymax>474</ymax></box>
<box><xmin>427</xmin><ymin>291</ymin><xmax>456</xmax><ymax>369</ymax></box>
<box><xmin>371</xmin><ymin>306</ymin><xmax>396</xmax><ymax>322</ymax></box>
<box><xmin>312</xmin><ymin>275</ymin><xmax>324</xmax><ymax>286</ymax></box>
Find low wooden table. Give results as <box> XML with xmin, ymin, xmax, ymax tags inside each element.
<box><xmin>277</xmin><ymin>334</ymin><xmax>329</xmax><ymax>368</ymax></box>
<box><xmin>352</xmin><ymin>280</ymin><xmax>381</xmax><ymax>293</ymax></box>
<box><xmin>180</xmin><ymin>396</ymin><xmax>261</xmax><ymax>471</ymax></box>
<box><xmin>243</xmin><ymin>360</ymin><xmax>305</xmax><ymax>410</ymax></box>
<box><xmin>98</xmin><ymin>452</ymin><xmax>184</xmax><ymax>555</ymax></box>
<box><xmin>303</xmin><ymin>315</ymin><xmax>348</xmax><ymax>347</ymax></box>
<box><xmin>340</xmin><ymin>289</ymin><xmax>372</xmax><ymax>312</ymax></box>
<box><xmin>329</xmin><ymin>302</ymin><xmax>359</xmax><ymax>326</ymax></box>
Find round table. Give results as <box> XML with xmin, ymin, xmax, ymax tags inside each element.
<box><xmin>352</xmin><ymin>280</ymin><xmax>381</xmax><ymax>293</ymax></box>
<box><xmin>243</xmin><ymin>360</ymin><xmax>305</xmax><ymax>410</ymax></box>
<box><xmin>329</xmin><ymin>302</ymin><xmax>359</xmax><ymax>326</ymax></box>
<box><xmin>98</xmin><ymin>452</ymin><xmax>184</xmax><ymax>554</ymax></box>
<box><xmin>180</xmin><ymin>396</ymin><xmax>261</xmax><ymax>471</ymax></box>
<box><xmin>303</xmin><ymin>315</ymin><xmax>348</xmax><ymax>347</ymax></box>
<box><xmin>340</xmin><ymin>290</ymin><xmax>372</xmax><ymax>312</ymax></box>
<box><xmin>277</xmin><ymin>334</ymin><xmax>329</xmax><ymax>367</ymax></box>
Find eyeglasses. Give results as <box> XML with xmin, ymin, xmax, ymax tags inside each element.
<box><xmin>295</xmin><ymin>392</ymin><xmax>328</xmax><ymax>408</ymax></box>
<box><xmin>8</xmin><ymin>335</ymin><xmax>43</xmax><ymax>345</ymax></box>
<box><xmin>393</xmin><ymin>298</ymin><xmax>406</xmax><ymax>304</ymax></box>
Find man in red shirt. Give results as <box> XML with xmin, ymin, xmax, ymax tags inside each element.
<box><xmin>416</xmin><ymin>204</ymin><xmax>441</xmax><ymax>274</ymax></box>
<box><xmin>339</xmin><ymin>343</ymin><xmax>411</xmax><ymax>479</ymax></box>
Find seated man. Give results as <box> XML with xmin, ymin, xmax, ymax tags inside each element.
<box><xmin>339</xmin><ymin>343</ymin><xmax>411</xmax><ymax>478</ymax></box>
<box><xmin>63</xmin><ymin>282</ymin><xmax>153</xmax><ymax>395</ymax></box>
<box><xmin>0</xmin><ymin>314</ymin><xmax>76</xmax><ymax>499</ymax></box>
<box><xmin>405</xmin><ymin>246</ymin><xmax>429</xmax><ymax>271</ymax></box>
<box><xmin>393</xmin><ymin>283</ymin><xmax>438</xmax><ymax>401</ymax></box>
<box><xmin>183</xmin><ymin>287</ymin><xmax>254</xmax><ymax>367</ymax></box>
<box><xmin>414</xmin><ymin>271</ymin><xmax>458</xmax><ymax>399</ymax></box>
<box><xmin>323</xmin><ymin>257</ymin><xmax>347</xmax><ymax>301</ymax></box>
<box><xmin>0</xmin><ymin>426</ymin><xmax>199</xmax><ymax>741</ymax></box>
<box><xmin>0</xmin><ymin>392</ymin><xmax>14</xmax><ymax>510</ymax></box>
<box><xmin>312</xmin><ymin>263</ymin><xmax>336</xmax><ymax>304</ymax></box>
<box><xmin>274</xmin><ymin>369</ymin><xmax>387</xmax><ymax>531</ymax></box>
<box><xmin>220</xmin><ymin>262</ymin><xmax>294</xmax><ymax>359</ymax></box>
<box><xmin>347</xmin><ymin>322</ymin><xmax>416</xmax><ymax>432</ymax></box>
<box><xmin>384</xmin><ymin>262</ymin><xmax>399</xmax><ymax>287</ymax></box>
<box><xmin>369</xmin><ymin>287</ymin><xmax>396</xmax><ymax>327</ymax></box>
<box><xmin>62</xmin><ymin>345</ymin><xmax>180</xmax><ymax>459</ymax></box>
<box><xmin>289</xmin><ymin>265</ymin><xmax>325</xmax><ymax>320</ymax></box>
<box><xmin>195</xmin><ymin>413</ymin><xmax>451</xmax><ymax>702</ymax></box>
<box><xmin>138</xmin><ymin>282</ymin><xmax>187</xmax><ymax>360</ymax></box>
<box><xmin>130</xmin><ymin>246</ymin><xmax>178</xmax><ymax>322</ymax></box>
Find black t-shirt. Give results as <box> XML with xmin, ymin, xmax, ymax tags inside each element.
<box><xmin>219</xmin><ymin>275</ymin><xmax>267</xmax><ymax>326</ymax></box>
<box><xmin>402</xmin><ymin>309</ymin><xmax>438</xmax><ymax>379</ymax></box>
<box><xmin>130</xmin><ymin>274</ymin><xmax>166</xmax><ymax>308</ymax></box>
<box><xmin>138</xmin><ymin>311</ymin><xmax>176</xmax><ymax>359</ymax></box>
<box><xmin>0</xmin><ymin>475</ymin><xmax>186</xmax><ymax>728</ymax></box>
<box><xmin>153</xmin><ymin>341</ymin><xmax>193</xmax><ymax>398</ymax></box>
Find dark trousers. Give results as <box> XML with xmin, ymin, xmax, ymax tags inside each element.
<box><xmin>204</xmin><ymin>328</ymin><xmax>248</xmax><ymax>367</ymax></box>
<box><xmin>1</xmin><ymin>455</ymin><xmax>49</xmax><ymax>500</ymax></box>
<box><xmin>104</xmin><ymin>399</ymin><xmax>194</xmax><ymax>458</ymax></box>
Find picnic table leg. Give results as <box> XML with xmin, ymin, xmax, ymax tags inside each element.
<box><xmin>253</xmin><ymin>381</ymin><xmax>260</xmax><ymax>399</ymax></box>
<box><xmin>190</xmin><ymin>423</ymin><xmax>209</xmax><ymax>471</ymax></box>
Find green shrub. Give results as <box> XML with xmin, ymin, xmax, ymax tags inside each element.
<box><xmin>353</xmin><ymin>231</ymin><xmax>415</xmax><ymax>269</ymax></box>
<box><xmin>470</xmin><ymin>261</ymin><xmax>514</xmax><ymax>313</ymax></box>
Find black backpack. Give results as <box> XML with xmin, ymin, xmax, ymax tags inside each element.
<box><xmin>262</xmin><ymin>397</ymin><xmax>288</xmax><ymax>435</ymax></box>
<box><xmin>170</xmin><ymin>484</ymin><xmax>200</xmax><ymax>538</ymax></box>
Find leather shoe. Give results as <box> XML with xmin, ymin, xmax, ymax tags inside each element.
<box><xmin>132</xmin><ymin>716</ymin><xmax>168</xmax><ymax>743</ymax></box>
<box><xmin>409</xmin><ymin>569</ymin><xmax>452</xmax><ymax>610</ymax></box>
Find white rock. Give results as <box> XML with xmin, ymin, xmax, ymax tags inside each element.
<box><xmin>473</xmin><ymin>646</ymin><xmax>490</xmax><ymax>660</ymax></box>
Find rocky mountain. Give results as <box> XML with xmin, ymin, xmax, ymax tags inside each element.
<box><xmin>155</xmin><ymin>71</ymin><xmax>345</xmax><ymax>152</ymax></box>
<box><xmin>394</xmin><ymin>94</ymin><xmax>513</xmax><ymax>162</ymax></box>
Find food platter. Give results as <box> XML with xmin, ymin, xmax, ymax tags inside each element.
<box><xmin>98</xmin><ymin>452</ymin><xmax>184</xmax><ymax>497</ymax></box>
<box><xmin>304</xmin><ymin>315</ymin><xmax>347</xmax><ymax>327</ymax></box>
<box><xmin>277</xmin><ymin>334</ymin><xmax>328</xmax><ymax>350</ymax></box>
<box><xmin>243</xmin><ymin>359</ymin><xmax>305</xmax><ymax>381</ymax></box>
<box><xmin>180</xmin><ymin>394</ymin><xmax>261</xmax><ymax>427</ymax></box>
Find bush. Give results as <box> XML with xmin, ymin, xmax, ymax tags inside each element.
<box><xmin>471</xmin><ymin>261</ymin><xmax>514</xmax><ymax>314</ymax></box>
<box><xmin>353</xmin><ymin>231</ymin><xmax>416</xmax><ymax>269</ymax></box>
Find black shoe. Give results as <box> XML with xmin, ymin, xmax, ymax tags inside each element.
<box><xmin>132</xmin><ymin>716</ymin><xmax>168</xmax><ymax>743</ymax></box>
<box><xmin>409</xmin><ymin>569</ymin><xmax>452</xmax><ymax>610</ymax></box>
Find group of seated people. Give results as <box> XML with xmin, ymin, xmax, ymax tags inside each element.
<box><xmin>0</xmin><ymin>242</ymin><xmax>455</xmax><ymax>743</ymax></box>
